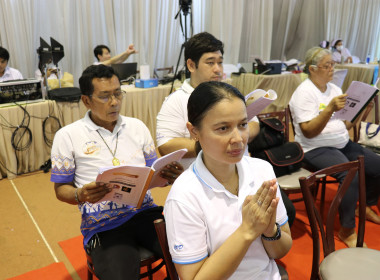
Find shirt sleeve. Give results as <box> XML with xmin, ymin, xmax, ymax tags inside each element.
<box><xmin>140</xmin><ymin>122</ymin><xmax>158</xmax><ymax>167</ymax></box>
<box><xmin>50</xmin><ymin>129</ymin><xmax>75</xmax><ymax>183</ymax></box>
<box><xmin>289</xmin><ymin>87</ymin><xmax>319</xmax><ymax>124</ymax></box>
<box><xmin>156</xmin><ymin>93</ymin><xmax>189</xmax><ymax>147</ymax></box>
<box><xmin>164</xmin><ymin>199</ymin><xmax>208</xmax><ymax>264</ymax></box>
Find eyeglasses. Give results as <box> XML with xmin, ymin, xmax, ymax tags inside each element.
<box><xmin>316</xmin><ymin>61</ymin><xmax>336</xmax><ymax>70</ymax></box>
<box><xmin>91</xmin><ymin>90</ymin><xmax>125</xmax><ymax>103</ymax></box>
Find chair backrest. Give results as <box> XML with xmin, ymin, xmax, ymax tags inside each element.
<box><xmin>257</xmin><ymin>107</ymin><xmax>290</xmax><ymax>142</ymax></box>
<box><xmin>154</xmin><ymin>218</ymin><xmax>179</xmax><ymax>280</ymax></box>
<box><xmin>298</xmin><ymin>156</ymin><xmax>366</xmax><ymax>279</ymax></box>
<box><xmin>331</xmin><ymin>69</ymin><xmax>348</xmax><ymax>88</ymax></box>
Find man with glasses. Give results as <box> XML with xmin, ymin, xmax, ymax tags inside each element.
<box><xmin>50</xmin><ymin>64</ymin><xmax>183</xmax><ymax>279</ymax></box>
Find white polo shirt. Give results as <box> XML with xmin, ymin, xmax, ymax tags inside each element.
<box><xmin>0</xmin><ymin>66</ymin><xmax>23</xmax><ymax>82</ymax></box>
<box><xmin>51</xmin><ymin>111</ymin><xmax>158</xmax><ymax>246</ymax></box>
<box><xmin>164</xmin><ymin>152</ymin><xmax>288</xmax><ymax>280</ymax></box>
<box><xmin>156</xmin><ymin>79</ymin><xmax>258</xmax><ymax>169</ymax></box>
<box><xmin>289</xmin><ymin>79</ymin><xmax>349</xmax><ymax>153</ymax></box>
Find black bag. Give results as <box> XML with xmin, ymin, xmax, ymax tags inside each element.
<box><xmin>48</xmin><ymin>87</ymin><xmax>82</xmax><ymax>102</ymax></box>
<box><xmin>254</xmin><ymin>142</ymin><xmax>304</xmax><ymax>177</ymax></box>
<box><xmin>248</xmin><ymin>118</ymin><xmax>285</xmax><ymax>154</ymax></box>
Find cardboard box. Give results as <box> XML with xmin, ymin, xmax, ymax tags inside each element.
<box><xmin>135</xmin><ymin>78</ymin><xmax>158</xmax><ymax>88</ymax></box>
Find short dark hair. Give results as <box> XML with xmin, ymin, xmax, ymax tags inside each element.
<box><xmin>0</xmin><ymin>46</ymin><xmax>10</xmax><ymax>61</ymax></box>
<box><xmin>79</xmin><ymin>64</ymin><xmax>119</xmax><ymax>96</ymax></box>
<box><xmin>188</xmin><ymin>81</ymin><xmax>245</xmax><ymax>154</ymax></box>
<box><xmin>94</xmin><ymin>45</ymin><xmax>110</xmax><ymax>61</ymax></box>
<box><xmin>184</xmin><ymin>32</ymin><xmax>224</xmax><ymax>68</ymax></box>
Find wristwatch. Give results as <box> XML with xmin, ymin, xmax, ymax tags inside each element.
<box><xmin>261</xmin><ymin>223</ymin><xmax>281</xmax><ymax>241</ymax></box>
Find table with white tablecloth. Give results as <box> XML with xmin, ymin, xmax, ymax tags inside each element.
<box><xmin>0</xmin><ymin>84</ymin><xmax>172</xmax><ymax>179</ymax></box>
<box><xmin>231</xmin><ymin>73</ymin><xmax>302</xmax><ymax>112</ymax></box>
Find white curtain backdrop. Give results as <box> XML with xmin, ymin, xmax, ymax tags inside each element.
<box><xmin>324</xmin><ymin>0</ymin><xmax>380</xmax><ymax>62</ymax></box>
<box><xmin>0</xmin><ymin>0</ymin><xmax>379</xmax><ymax>85</ymax></box>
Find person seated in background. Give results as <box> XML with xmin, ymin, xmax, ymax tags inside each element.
<box><xmin>156</xmin><ymin>32</ymin><xmax>260</xmax><ymax>168</ymax></box>
<box><xmin>331</xmin><ymin>39</ymin><xmax>353</xmax><ymax>64</ymax></box>
<box><xmin>165</xmin><ymin>81</ymin><xmax>292</xmax><ymax>279</ymax></box>
<box><xmin>35</xmin><ymin>58</ymin><xmax>61</xmax><ymax>83</ymax></box>
<box><xmin>93</xmin><ymin>44</ymin><xmax>137</xmax><ymax>66</ymax></box>
<box><xmin>0</xmin><ymin>46</ymin><xmax>23</xmax><ymax>82</ymax></box>
<box><xmin>156</xmin><ymin>31</ymin><xmax>295</xmax><ymax>227</ymax></box>
<box><xmin>51</xmin><ymin>64</ymin><xmax>183</xmax><ymax>280</ymax></box>
<box><xmin>289</xmin><ymin>47</ymin><xmax>380</xmax><ymax>247</ymax></box>
<box><xmin>319</xmin><ymin>40</ymin><xmax>330</xmax><ymax>49</ymax></box>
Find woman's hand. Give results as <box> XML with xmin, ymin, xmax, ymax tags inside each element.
<box><xmin>78</xmin><ymin>182</ymin><xmax>111</xmax><ymax>203</ymax></box>
<box><xmin>328</xmin><ymin>94</ymin><xmax>347</xmax><ymax>112</ymax></box>
<box><xmin>240</xmin><ymin>179</ymin><xmax>279</xmax><ymax>240</ymax></box>
<box><xmin>46</xmin><ymin>68</ymin><xmax>58</xmax><ymax>78</ymax></box>
<box><xmin>160</xmin><ymin>161</ymin><xmax>184</xmax><ymax>185</ymax></box>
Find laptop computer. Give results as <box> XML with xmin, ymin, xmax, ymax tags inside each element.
<box><xmin>111</xmin><ymin>63</ymin><xmax>138</xmax><ymax>82</ymax></box>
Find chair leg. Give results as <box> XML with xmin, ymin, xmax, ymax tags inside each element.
<box><xmin>147</xmin><ymin>263</ymin><xmax>153</xmax><ymax>280</ymax></box>
<box><xmin>87</xmin><ymin>268</ymin><xmax>93</xmax><ymax>280</ymax></box>
<box><xmin>320</xmin><ymin>178</ymin><xmax>327</xmax><ymax>219</ymax></box>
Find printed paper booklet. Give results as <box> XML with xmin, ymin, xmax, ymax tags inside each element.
<box><xmin>331</xmin><ymin>81</ymin><xmax>379</xmax><ymax>122</ymax></box>
<box><xmin>96</xmin><ymin>148</ymin><xmax>187</xmax><ymax>207</ymax></box>
<box><xmin>245</xmin><ymin>89</ymin><xmax>277</xmax><ymax>120</ymax></box>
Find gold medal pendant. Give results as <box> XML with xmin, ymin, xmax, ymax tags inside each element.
<box><xmin>112</xmin><ymin>157</ymin><xmax>120</xmax><ymax>166</ymax></box>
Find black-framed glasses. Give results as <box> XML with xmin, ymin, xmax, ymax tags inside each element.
<box><xmin>91</xmin><ymin>90</ymin><xmax>125</xmax><ymax>104</ymax></box>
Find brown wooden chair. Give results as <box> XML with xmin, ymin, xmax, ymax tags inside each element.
<box><xmin>299</xmin><ymin>155</ymin><xmax>380</xmax><ymax>279</ymax></box>
<box><xmin>154</xmin><ymin>218</ymin><xmax>179</xmax><ymax>280</ymax></box>
<box><xmin>286</xmin><ymin>106</ymin><xmax>339</xmax><ymax>215</ymax></box>
<box><xmin>154</xmin><ymin>218</ymin><xmax>289</xmax><ymax>280</ymax></box>
<box><xmin>85</xmin><ymin>245</ymin><xmax>165</xmax><ymax>280</ymax></box>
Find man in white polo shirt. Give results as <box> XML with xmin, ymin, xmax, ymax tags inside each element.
<box><xmin>156</xmin><ymin>32</ymin><xmax>260</xmax><ymax>169</ymax></box>
<box><xmin>0</xmin><ymin>47</ymin><xmax>23</xmax><ymax>82</ymax></box>
<box><xmin>50</xmin><ymin>64</ymin><xmax>182</xmax><ymax>280</ymax></box>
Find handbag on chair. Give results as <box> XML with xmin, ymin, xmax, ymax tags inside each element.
<box><xmin>358</xmin><ymin>121</ymin><xmax>380</xmax><ymax>153</ymax></box>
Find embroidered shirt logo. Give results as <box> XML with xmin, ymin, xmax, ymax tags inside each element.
<box><xmin>174</xmin><ymin>244</ymin><xmax>184</xmax><ymax>251</ymax></box>
<box><xmin>83</xmin><ymin>141</ymin><xmax>101</xmax><ymax>155</ymax></box>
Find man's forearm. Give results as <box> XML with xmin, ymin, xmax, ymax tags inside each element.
<box><xmin>158</xmin><ymin>138</ymin><xmax>197</xmax><ymax>158</ymax></box>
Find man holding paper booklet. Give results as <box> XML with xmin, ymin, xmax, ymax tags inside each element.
<box><xmin>51</xmin><ymin>65</ymin><xmax>183</xmax><ymax>280</ymax></box>
<box><xmin>289</xmin><ymin>47</ymin><xmax>380</xmax><ymax>248</ymax></box>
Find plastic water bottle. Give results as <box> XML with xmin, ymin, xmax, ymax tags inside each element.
<box><xmin>366</xmin><ymin>54</ymin><xmax>370</xmax><ymax>64</ymax></box>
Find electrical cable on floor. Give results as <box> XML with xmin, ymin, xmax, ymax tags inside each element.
<box><xmin>0</xmin><ymin>100</ymin><xmax>61</xmax><ymax>176</ymax></box>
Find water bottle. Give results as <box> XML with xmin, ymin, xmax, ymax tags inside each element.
<box><xmin>366</xmin><ymin>54</ymin><xmax>370</xmax><ymax>64</ymax></box>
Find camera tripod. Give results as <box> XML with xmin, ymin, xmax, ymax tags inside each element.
<box><xmin>170</xmin><ymin>0</ymin><xmax>193</xmax><ymax>93</ymax></box>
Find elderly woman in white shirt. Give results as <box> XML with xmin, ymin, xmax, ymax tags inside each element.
<box><xmin>289</xmin><ymin>47</ymin><xmax>380</xmax><ymax>248</ymax></box>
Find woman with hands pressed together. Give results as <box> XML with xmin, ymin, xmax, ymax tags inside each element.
<box><xmin>289</xmin><ymin>47</ymin><xmax>380</xmax><ymax>248</ymax></box>
<box><xmin>164</xmin><ymin>81</ymin><xmax>292</xmax><ymax>280</ymax></box>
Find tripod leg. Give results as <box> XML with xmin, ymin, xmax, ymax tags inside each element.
<box><xmin>170</xmin><ymin>43</ymin><xmax>185</xmax><ymax>94</ymax></box>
